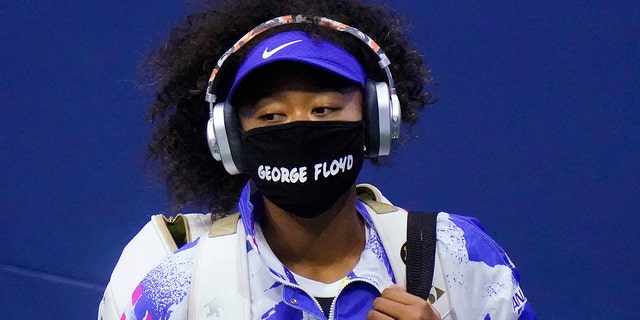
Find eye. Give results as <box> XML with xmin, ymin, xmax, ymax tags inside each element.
<box><xmin>260</xmin><ymin>113</ymin><xmax>285</xmax><ymax>122</ymax></box>
<box><xmin>312</xmin><ymin>107</ymin><xmax>338</xmax><ymax>116</ymax></box>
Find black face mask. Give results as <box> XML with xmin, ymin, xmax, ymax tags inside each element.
<box><xmin>242</xmin><ymin>121</ymin><xmax>365</xmax><ymax>218</ymax></box>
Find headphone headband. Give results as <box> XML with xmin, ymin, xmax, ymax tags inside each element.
<box><xmin>204</xmin><ymin>15</ymin><xmax>396</xmax><ymax>114</ymax></box>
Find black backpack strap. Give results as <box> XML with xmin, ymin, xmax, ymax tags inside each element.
<box><xmin>405</xmin><ymin>211</ymin><xmax>438</xmax><ymax>300</ymax></box>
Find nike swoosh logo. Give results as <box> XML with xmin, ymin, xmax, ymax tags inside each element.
<box><xmin>262</xmin><ymin>40</ymin><xmax>303</xmax><ymax>59</ymax></box>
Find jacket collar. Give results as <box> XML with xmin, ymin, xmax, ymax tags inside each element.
<box><xmin>237</xmin><ymin>182</ymin><xmax>395</xmax><ymax>289</ymax></box>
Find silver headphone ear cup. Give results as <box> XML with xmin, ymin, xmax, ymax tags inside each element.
<box><xmin>374</xmin><ymin>81</ymin><xmax>392</xmax><ymax>156</ymax></box>
<box><xmin>206</xmin><ymin>117</ymin><xmax>222</xmax><ymax>161</ymax></box>
<box><xmin>210</xmin><ymin>102</ymin><xmax>242</xmax><ymax>175</ymax></box>
<box><xmin>363</xmin><ymin>80</ymin><xmax>393</xmax><ymax>157</ymax></box>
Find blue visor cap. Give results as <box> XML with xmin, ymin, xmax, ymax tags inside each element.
<box><xmin>228</xmin><ymin>30</ymin><xmax>366</xmax><ymax>103</ymax></box>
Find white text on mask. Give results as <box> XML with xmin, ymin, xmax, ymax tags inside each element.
<box><xmin>256</xmin><ymin>154</ymin><xmax>354</xmax><ymax>184</ymax></box>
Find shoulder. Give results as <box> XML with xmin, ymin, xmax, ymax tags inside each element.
<box><xmin>437</xmin><ymin>213</ymin><xmax>514</xmax><ymax>268</ymax></box>
<box><xmin>435</xmin><ymin>212</ymin><xmax>535</xmax><ymax>319</ymax></box>
<box><xmin>120</xmin><ymin>237</ymin><xmax>200</xmax><ymax>320</ymax></box>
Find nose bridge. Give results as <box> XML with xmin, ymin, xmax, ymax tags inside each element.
<box><xmin>288</xmin><ymin>106</ymin><xmax>313</xmax><ymax>122</ymax></box>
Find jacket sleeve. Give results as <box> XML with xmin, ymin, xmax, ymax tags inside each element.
<box><xmin>98</xmin><ymin>218</ymin><xmax>178</xmax><ymax>319</ymax></box>
<box><xmin>436</xmin><ymin>213</ymin><xmax>536</xmax><ymax>319</ymax></box>
<box><xmin>98</xmin><ymin>213</ymin><xmax>214</xmax><ymax>319</ymax></box>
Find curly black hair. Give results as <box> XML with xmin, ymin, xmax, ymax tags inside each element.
<box><xmin>144</xmin><ymin>0</ymin><xmax>433</xmax><ymax>215</ymax></box>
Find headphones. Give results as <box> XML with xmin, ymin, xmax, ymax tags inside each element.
<box><xmin>204</xmin><ymin>15</ymin><xmax>401</xmax><ymax>175</ymax></box>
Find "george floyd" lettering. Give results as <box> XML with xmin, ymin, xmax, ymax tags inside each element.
<box><xmin>257</xmin><ymin>154</ymin><xmax>354</xmax><ymax>184</ymax></box>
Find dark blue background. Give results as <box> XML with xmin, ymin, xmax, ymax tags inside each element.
<box><xmin>1</xmin><ymin>1</ymin><xmax>638</xmax><ymax>319</ymax></box>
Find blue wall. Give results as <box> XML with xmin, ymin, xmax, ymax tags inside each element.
<box><xmin>1</xmin><ymin>1</ymin><xmax>638</xmax><ymax>318</ymax></box>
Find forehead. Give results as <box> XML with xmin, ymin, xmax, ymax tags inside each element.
<box><xmin>231</xmin><ymin>62</ymin><xmax>362</xmax><ymax>107</ymax></box>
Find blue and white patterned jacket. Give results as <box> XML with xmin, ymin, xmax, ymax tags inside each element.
<box><xmin>100</xmin><ymin>183</ymin><xmax>535</xmax><ymax>320</ymax></box>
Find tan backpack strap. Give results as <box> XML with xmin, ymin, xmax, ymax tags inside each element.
<box><xmin>208</xmin><ymin>213</ymin><xmax>241</xmax><ymax>237</ymax></box>
<box><xmin>359</xmin><ymin>198</ymin><xmax>398</xmax><ymax>214</ymax></box>
<box><xmin>357</xmin><ymin>183</ymin><xmax>400</xmax><ymax>214</ymax></box>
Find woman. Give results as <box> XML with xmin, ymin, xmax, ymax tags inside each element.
<box><xmin>100</xmin><ymin>1</ymin><xmax>535</xmax><ymax>319</ymax></box>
